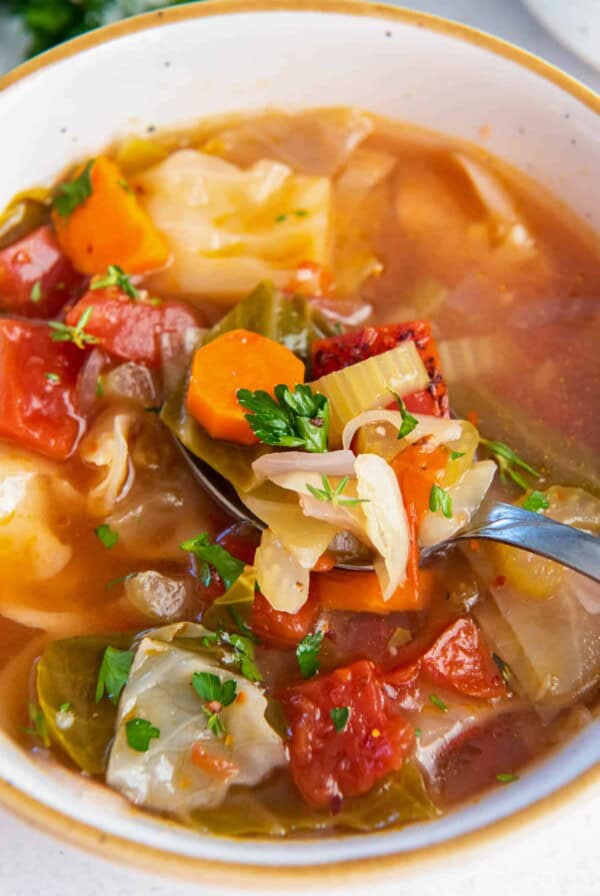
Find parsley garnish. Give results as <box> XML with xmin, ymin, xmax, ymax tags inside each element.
<box><xmin>296</xmin><ymin>630</ymin><xmax>324</xmax><ymax>679</ymax></box>
<box><xmin>305</xmin><ymin>474</ymin><xmax>369</xmax><ymax>508</ymax></box>
<box><xmin>180</xmin><ymin>532</ymin><xmax>245</xmax><ymax>591</ymax></box>
<box><xmin>30</xmin><ymin>281</ymin><xmax>42</xmax><ymax>303</ymax></box>
<box><xmin>237</xmin><ymin>383</ymin><xmax>330</xmax><ymax>453</ymax></box>
<box><xmin>48</xmin><ymin>305</ymin><xmax>99</xmax><ymax>350</ymax></box>
<box><xmin>330</xmin><ymin>706</ymin><xmax>350</xmax><ymax>732</ymax></box>
<box><xmin>94</xmin><ymin>523</ymin><xmax>119</xmax><ymax>549</ymax></box>
<box><xmin>226</xmin><ymin>632</ymin><xmax>262</xmax><ymax>683</ymax></box>
<box><xmin>91</xmin><ymin>264</ymin><xmax>140</xmax><ymax>299</ymax></box>
<box><xmin>522</xmin><ymin>490</ymin><xmax>550</xmax><ymax>513</ymax></box>
<box><xmin>45</xmin><ymin>372</ymin><xmax>61</xmax><ymax>384</ymax></box>
<box><xmin>118</xmin><ymin>178</ymin><xmax>132</xmax><ymax>193</ymax></box>
<box><xmin>392</xmin><ymin>392</ymin><xmax>418</xmax><ymax>440</ymax></box>
<box><xmin>95</xmin><ymin>646</ymin><xmax>134</xmax><ymax>704</ymax></box>
<box><xmin>26</xmin><ymin>703</ymin><xmax>50</xmax><ymax>747</ymax></box>
<box><xmin>429</xmin><ymin>693</ymin><xmax>448</xmax><ymax>712</ymax></box>
<box><xmin>449</xmin><ymin>450</ymin><xmax>466</xmax><ymax>460</ymax></box>
<box><xmin>125</xmin><ymin>718</ymin><xmax>160</xmax><ymax>752</ymax></box>
<box><xmin>479</xmin><ymin>437</ymin><xmax>540</xmax><ymax>492</ymax></box>
<box><xmin>192</xmin><ymin>671</ymin><xmax>237</xmax><ymax>739</ymax></box>
<box><xmin>414</xmin><ymin>727</ymin><xmax>422</xmax><ymax>739</ymax></box>
<box><xmin>96</xmin><ymin>376</ymin><xmax>104</xmax><ymax>397</ymax></box>
<box><xmin>429</xmin><ymin>483</ymin><xmax>453</xmax><ymax>519</ymax></box>
<box><xmin>496</xmin><ymin>772</ymin><xmax>519</xmax><ymax>784</ymax></box>
<box><xmin>275</xmin><ymin>209</ymin><xmax>309</xmax><ymax>223</ymax></box>
<box><xmin>492</xmin><ymin>652</ymin><xmax>512</xmax><ymax>684</ymax></box>
<box><xmin>52</xmin><ymin>160</ymin><xmax>94</xmax><ymax>217</ymax></box>
<box><xmin>59</xmin><ymin>702</ymin><xmax>71</xmax><ymax>713</ymax></box>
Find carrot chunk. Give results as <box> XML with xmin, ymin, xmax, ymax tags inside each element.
<box><xmin>52</xmin><ymin>156</ymin><xmax>170</xmax><ymax>275</ymax></box>
<box><xmin>186</xmin><ymin>329</ymin><xmax>305</xmax><ymax>445</ymax></box>
<box><xmin>312</xmin><ymin>566</ymin><xmax>435</xmax><ymax>614</ymax></box>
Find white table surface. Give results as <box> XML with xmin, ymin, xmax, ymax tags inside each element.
<box><xmin>1</xmin><ymin>2</ymin><xmax>599</xmax><ymax>894</ymax></box>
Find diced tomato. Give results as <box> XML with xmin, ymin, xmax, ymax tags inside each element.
<box><xmin>0</xmin><ymin>319</ymin><xmax>84</xmax><ymax>459</ymax></box>
<box><xmin>393</xmin><ymin>441</ymin><xmax>450</xmax><ymax>524</ymax></box>
<box><xmin>279</xmin><ymin>660</ymin><xmax>415</xmax><ymax>807</ymax></box>
<box><xmin>0</xmin><ymin>226</ymin><xmax>84</xmax><ymax>317</ymax></box>
<box><xmin>65</xmin><ymin>287</ymin><xmax>200</xmax><ymax>367</ymax></box>
<box><xmin>421</xmin><ymin>618</ymin><xmax>506</xmax><ymax>699</ymax></box>
<box><xmin>250</xmin><ymin>589</ymin><xmax>320</xmax><ymax>649</ymax></box>
<box><xmin>284</xmin><ymin>260</ymin><xmax>336</xmax><ymax>297</ymax></box>
<box><xmin>311</xmin><ymin>321</ymin><xmax>449</xmax><ymax>416</ymax></box>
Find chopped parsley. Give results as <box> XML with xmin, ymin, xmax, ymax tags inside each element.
<box><xmin>118</xmin><ymin>178</ymin><xmax>132</xmax><ymax>193</ymax></box>
<box><xmin>429</xmin><ymin>693</ymin><xmax>448</xmax><ymax>713</ymax></box>
<box><xmin>522</xmin><ymin>490</ymin><xmax>550</xmax><ymax>513</ymax></box>
<box><xmin>296</xmin><ymin>630</ymin><xmax>324</xmax><ymax>679</ymax></box>
<box><xmin>95</xmin><ymin>646</ymin><xmax>134</xmax><ymax>704</ymax></box>
<box><xmin>96</xmin><ymin>376</ymin><xmax>105</xmax><ymax>398</ymax></box>
<box><xmin>48</xmin><ymin>305</ymin><xmax>99</xmax><ymax>350</ymax></box>
<box><xmin>59</xmin><ymin>702</ymin><xmax>71</xmax><ymax>713</ymax></box>
<box><xmin>237</xmin><ymin>383</ymin><xmax>330</xmax><ymax>453</ymax></box>
<box><xmin>449</xmin><ymin>450</ymin><xmax>466</xmax><ymax>460</ymax></box>
<box><xmin>492</xmin><ymin>652</ymin><xmax>513</xmax><ymax>684</ymax></box>
<box><xmin>392</xmin><ymin>393</ymin><xmax>418</xmax><ymax>440</ymax></box>
<box><xmin>30</xmin><ymin>281</ymin><xmax>42</xmax><ymax>303</ymax></box>
<box><xmin>479</xmin><ymin>436</ymin><xmax>540</xmax><ymax>492</ymax></box>
<box><xmin>429</xmin><ymin>483</ymin><xmax>453</xmax><ymax>519</ymax></box>
<box><xmin>275</xmin><ymin>209</ymin><xmax>309</xmax><ymax>223</ymax></box>
<box><xmin>45</xmin><ymin>372</ymin><xmax>61</xmax><ymax>384</ymax></box>
<box><xmin>52</xmin><ymin>160</ymin><xmax>94</xmax><ymax>217</ymax></box>
<box><xmin>496</xmin><ymin>772</ymin><xmax>519</xmax><ymax>784</ymax></box>
<box><xmin>305</xmin><ymin>474</ymin><xmax>369</xmax><ymax>508</ymax></box>
<box><xmin>330</xmin><ymin>706</ymin><xmax>350</xmax><ymax>732</ymax></box>
<box><xmin>105</xmin><ymin>572</ymin><xmax>135</xmax><ymax>590</ymax></box>
<box><xmin>226</xmin><ymin>632</ymin><xmax>262</xmax><ymax>683</ymax></box>
<box><xmin>414</xmin><ymin>727</ymin><xmax>422</xmax><ymax>739</ymax></box>
<box><xmin>192</xmin><ymin>671</ymin><xmax>237</xmax><ymax>739</ymax></box>
<box><xmin>94</xmin><ymin>523</ymin><xmax>119</xmax><ymax>549</ymax></box>
<box><xmin>180</xmin><ymin>532</ymin><xmax>245</xmax><ymax>591</ymax></box>
<box><xmin>26</xmin><ymin>703</ymin><xmax>50</xmax><ymax>747</ymax></box>
<box><xmin>91</xmin><ymin>264</ymin><xmax>140</xmax><ymax>299</ymax></box>
<box><xmin>125</xmin><ymin>718</ymin><xmax>160</xmax><ymax>752</ymax></box>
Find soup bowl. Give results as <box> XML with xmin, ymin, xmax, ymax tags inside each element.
<box><xmin>0</xmin><ymin>0</ymin><xmax>598</xmax><ymax>885</ymax></box>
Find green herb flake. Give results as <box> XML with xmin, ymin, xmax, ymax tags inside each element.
<box><xmin>296</xmin><ymin>630</ymin><xmax>324</xmax><ymax>679</ymax></box>
<box><xmin>414</xmin><ymin>727</ymin><xmax>422</xmax><ymax>739</ymax></box>
<box><xmin>275</xmin><ymin>213</ymin><xmax>287</xmax><ymax>223</ymax></box>
<box><xmin>26</xmin><ymin>703</ymin><xmax>50</xmax><ymax>747</ymax></box>
<box><xmin>95</xmin><ymin>646</ymin><xmax>134</xmax><ymax>704</ymax></box>
<box><xmin>94</xmin><ymin>523</ymin><xmax>119</xmax><ymax>549</ymax></box>
<box><xmin>180</xmin><ymin>532</ymin><xmax>245</xmax><ymax>591</ymax></box>
<box><xmin>30</xmin><ymin>281</ymin><xmax>42</xmax><ymax>303</ymax></box>
<box><xmin>479</xmin><ymin>436</ymin><xmax>540</xmax><ymax>492</ymax></box>
<box><xmin>450</xmin><ymin>450</ymin><xmax>466</xmax><ymax>460</ymax></box>
<box><xmin>330</xmin><ymin>706</ymin><xmax>350</xmax><ymax>732</ymax></box>
<box><xmin>45</xmin><ymin>372</ymin><xmax>61</xmax><ymax>384</ymax></box>
<box><xmin>496</xmin><ymin>772</ymin><xmax>519</xmax><ymax>784</ymax></box>
<box><xmin>429</xmin><ymin>483</ymin><xmax>453</xmax><ymax>519</ymax></box>
<box><xmin>118</xmin><ymin>178</ymin><xmax>132</xmax><ymax>193</ymax></box>
<box><xmin>96</xmin><ymin>376</ymin><xmax>104</xmax><ymax>398</ymax></box>
<box><xmin>492</xmin><ymin>652</ymin><xmax>513</xmax><ymax>684</ymax></box>
<box><xmin>59</xmin><ymin>702</ymin><xmax>71</xmax><ymax>713</ymax></box>
<box><xmin>522</xmin><ymin>490</ymin><xmax>550</xmax><ymax>513</ymax></box>
<box><xmin>306</xmin><ymin>474</ymin><xmax>369</xmax><ymax>508</ymax></box>
<box><xmin>125</xmin><ymin>718</ymin><xmax>160</xmax><ymax>752</ymax></box>
<box><xmin>429</xmin><ymin>693</ymin><xmax>448</xmax><ymax>713</ymax></box>
<box><xmin>294</xmin><ymin>209</ymin><xmax>309</xmax><ymax>218</ymax></box>
<box><xmin>203</xmin><ymin>706</ymin><xmax>226</xmax><ymax>738</ymax></box>
<box><xmin>392</xmin><ymin>393</ymin><xmax>418</xmax><ymax>440</ymax></box>
<box><xmin>237</xmin><ymin>383</ymin><xmax>330</xmax><ymax>453</ymax></box>
<box><xmin>227</xmin><ymin>633</ymin><xmax>262</xmax><ymax>683</ymax></box>
<box><xmin>91</xmin><ymin>264</ymin><xmax>140</xmax><ymax>299</ymax></box>
<box><xmin>105</xmin><ymin>572</ymin><xmax>135</xmax><ymax>590</ymax></box>
<box><xmin>52</xmin><ymin>160</ymin><xmax>94</xmax><ymax>217</ymax></box>
<box><xmin>48</xmin><ymin>305</ymin><xmax>99</xmax><ymax>350</ymax></box>
<box><xmin>191</xmin><ymin>671</ymin><xmax>237</xmax><ymax>707</ymax></box>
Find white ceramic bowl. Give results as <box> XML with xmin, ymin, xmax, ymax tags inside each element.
<box><xmin>0</xmin><ymin>1</ymin><xmax>598</xmax><ymax>883</ymax></box>
<box><xmin>522</xmin><ymin>0</ymin><xmax>600</xmax><ymax>72</ymax></box>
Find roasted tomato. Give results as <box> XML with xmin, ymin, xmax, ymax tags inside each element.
<box><xmin>0</xmin><ymin>319</ymin><xmax>84</xmax><ymax>459</ymax></box>
<box><xmin>65</xmin><ymin>287</ymin><xmax>200</xmax><ymax>367</ymax></box>
<box><xmin>250</xmin><ymin>589</ymin><xmax>320</xmax><ymax>649</ymax></box>
<box><xmin>311</xmin><ymin>320</ymin><xmax>448</xmax><ymax>416</ymax></box>
<box><xmin>421</xmin><ymin>618</ymin><xmax>506</xmax><ymax>699</ymax></box>
<box><xmin>280</xmin><ymin>660</ymin><xmax>415</xmax><ymax>807</ymax></box>
<box><xmin>0</xmin><ymin>225</ymin><xmax>84</xmax><ymax>317</ymax></box>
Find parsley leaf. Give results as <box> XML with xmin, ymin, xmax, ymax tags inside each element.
<box><xmin>237</xmin><ymin>383</ymin><xmax>330</xmax><ymax>453</ymax></box>
<box><xmin>522</xmin><ymin>490</ymin><xmax>550</xmax><ymax>513</ymax></box>
<box><xmin>96</xmin><ymin>376</ymin><xmax>105</xmax><ymax>398</ymax></box>
<box><xmin>429</xmin><ymin>483</ymin><xmax>453</xmax><ymax>519</ymax></box>
<box><xmin>94</xmin><ymin>523</ymin><xmax>119</xmax><ymax>549</ymax></box>
<box><xmin>330</xmin><ymin>706</ymin><xmax>350</xmax><ymax>732</ymax></box>
<box><xmin>226</xmin><ymin>632</ymin><xmax>262</xmax><ymax>683</ymax></box>
<box><xmin>95</xmin><ymin>646</ymin><xmax>134</xmax><ymax>704</ymax></box>
<box><xmin>496</xmin><ymin>772</ymin><xmax>519</xmax><ymax>784</ymax></box>
<box><xmin>203</xmin><ymin>706</ymin><xmax>226</xmax><ymax>738</ymax></box>
<box><xmin>52</xmin><ymin>160</ymin><xmax>94</xmax><ymax>217</ymax></box>
<box><xmin>30</xmin><ymin>281</ymin><xmax>42</xmax><ymax>303</ymax></box>
<box><xmin>26</xmin><ymin>703</ymin><xmax>50</xmax><ymax>747</ymax></box>
<box><xmin>125</xmin><ymin>718</ymin><xmax>160</xmax><ymax>752</ymax></box>
<box><xmin>392</xmin><ymin>392</ymin><xmax>418</xmax><ymax>440</ymax></box>
<box><xmin>48</xmin><ymin>305</ymin><xmax>99</xmax><ymax>350</ymax></box>
<box><xmin>429</xmin><ymin>693</ymin><xmax>448</xmax><ymax>712</ymax></box>
<box><xmin>191</xmin><ymin>671</ymin><xmax>237</xmax><ymax>707</ymax></box>
<box><xmin>449</xmin><ymin>450</ymin><xmax>466</xmax><ymax>460</ymax></box>
<box><xmin>492</xmin><ymin>652</ymin><xmax>513</xmax><ymax>684</ymax></box>
<box><xmin>296</xmin><ymin>630</ymin><xmax>324</xmax><ymax>679</ymax></box>
<box><xmin>180</xmin><ymin>532</ymin><xmax>245</xmax><ymax>591</ymax></box>
<box><xmin>91</xmin><ymin>264</ymin><xmax>140</xmax><ymax>299</ymax></box>
<box><xmin>479</xmin><ymin>437</ymin><xmax>540</xmax><ymax>492</ymax></box>
<box><xmin>305</xmin><ymin>474</ymin><xmax>369</xmax><ymax>508</ymax></box>
<box><xmin>45</xmin><ymin>372</ymin><xmax>61</xmax><ymax>384</ymax></box>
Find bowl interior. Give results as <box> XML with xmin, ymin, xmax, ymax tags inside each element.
<box><xmin>0</xmin><ymin>1</ymin><xmax>598</xmax><ymax>869</ymax></box>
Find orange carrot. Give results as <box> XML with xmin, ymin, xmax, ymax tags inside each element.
<box><xmin>392</xmin><ymin>441</ymin><xmax>449</xmax><ymax>524</ymax></box>
<box><xmin>52</xmin><ymin>156</ymin><xmax>169</xmax><ymax>275</ymax></box>
<box><xmin>186</xmin><ymin>329</ymin><xmax>305</xmax><ymax>445</ymax></box>
<box><xmin>312</xmin><ymin>566</ymin><xmax>435</xmax><ymax>614</ymax></box>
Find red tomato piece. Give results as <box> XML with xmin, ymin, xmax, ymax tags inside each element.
<box><xmin>0</xmin><ymin>319</ymin><xmax>84</xmax><ymax>459</ymax></box>
<box><xmin>421</xmin><ymin>618</ymin><xmax>506</xmax><ymax>699</ymax></box>
<box><xmin>311</xmin><ymin>321</ymin><xmax>449</xmax><ymax>417</ymax></box>
<box><xmin>280</xmin><ymin>660</ymin><xmax>415</xmax><ymax>807</ymax></box>
<box><xmin>65</xmin><ymin>287</ymin><xmax>200</xmax><ymax>367</ymax></box>
<box><xmin>0</xmin><ymin>226</ymin><xmax>84</xmax><ymax>317</ymax></box>
<box><xmin>250</xmin><ymin>589</ymin><xmax>320</xmax><ymax>649</ymax></box>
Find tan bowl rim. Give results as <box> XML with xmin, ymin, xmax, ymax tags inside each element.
<box><xmin>0</xmin><ymin>0</ymin><xmax>598</xmax><ymax>885</ymax></box>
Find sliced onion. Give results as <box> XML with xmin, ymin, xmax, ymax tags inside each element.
<box><xmin>564</xmin><ymin>572</ymin><xmax>600</xmax><ymax>616</ymax></box>
<box><xmin>419</xmin><ymin>460</ymin><xmax>496</xmax><ymax>548</ymax></box>
<box><xmin>254</xmin><ymin>528</ymin><xmax>310</xmax><ymax>613</ymax></box>
<box><xmin>125</xmin><ymin>570</ymin><xmax>190</xmax><ymax>621</ymax></box>
<box><xmin>299</xmin><ymin>491</ymin><xmax>367</xmax><ymax>539</ymax></box>
<box><xmin>252</xmin><ymin>449</ymin><xmax>355</xmax><ymax>483</ymax></box>
<box><xmin>76</xmin><ymin>348</ymin><xmax>107</xmax><ymax>414</ymax></box>
<box><xmin>342</xmin><ymin>410</ymin><xmax>461</xmax><ymax>452</ymax></box>
<box><xmin>160</xmin><ymin>327</ymin><xmax>206</xmax><ymax>393</ymax></box>
<box><xmin>104</xmin><ymin>362</ymin><xmax>158</xmax><ymax>406</ymax></box>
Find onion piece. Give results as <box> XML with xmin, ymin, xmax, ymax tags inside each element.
<box><xmin>76</xmin><ymin>348</ymin><xmax>107</xmax><ymax>414</ymax></box>
<box><xmin>160</xmin><ymin>327</ymin><xmax>206</xmax><ymax>394</ymax></box>
<box><xmin>252</xmin><ymin>449</ymin><xmax>355</xmax><ymax>484</ymax></box>
<box><xmin>342</xmin><ymin>410</ymin><xmax>461</xmax><ymax>452</ymax></box>
<box><xmin>254</xmin><ymin>528</ymin><xmax>310</xmax><ymax>613</ymax></box>
<box><xmin>104</xmin><ymin>362</ymin><xmax>157</xmax><ymax>407</ymax></box>
<box><xmin>125</xmin><ymin>571</ymin><xmax>190</xmax><ymax>621</ymax></box>
<box><xmin>419</xmin><ymin>460</ymin><xmax>496</xmax><ymax>548</ymax></box>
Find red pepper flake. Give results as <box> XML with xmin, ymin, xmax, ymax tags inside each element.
<box><xmin>469</xmin><ymin>540</ymin><xmax>480</xmax><ymax>552</ymax></box>
<box><xmin>493</xmin><ymin>575</ymin><xmax>506</xmax><ymax>588</ymax></box>
<box><xmin>466</xmin><ymin>410</ymin><xmax>480</xmax><ymax>426</ymax></box>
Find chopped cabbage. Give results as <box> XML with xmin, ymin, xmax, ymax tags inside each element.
<box><xmin>419</xmin><ymin>461</ymin><xmax>496</xmax><ymax>548</ymax></box>
<box><xmin>79</xmin><ymin>408</ymin><xmax>138</xmax><ymax>517</ymax></box>
<box><xmin>254</xmin><ymin>528</ymin><xmax>310</xmax><ymax>613</ymax></box>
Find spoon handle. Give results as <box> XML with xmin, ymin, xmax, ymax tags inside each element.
<box><xmin>464</xmin><ymin>502</ymin><xmax>600</xmax><ymax>583</ymax></box>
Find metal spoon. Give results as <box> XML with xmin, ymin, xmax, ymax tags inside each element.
<box><xmin>178</xmin><ymin>443</ymin><xmax>600</xmax><ymax>582</ymax></box>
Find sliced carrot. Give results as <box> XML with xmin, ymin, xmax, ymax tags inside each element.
<box><xmin>52</xmin><ymin>156</ymin><xmax>170</xmax><ymax>275</ymax></box>
<box><xmin>312</xmin><ymin>566</ymin><xmax>435</xmax><ymax>614</ymax></box>
<box><xmin>186</xmin><ymin>329</ymin><xmax>305</xmax><ymax>445</ymax></box>
<box><xmin>312</xmin><ymin>549</ymin><xmax>336</xmax><ymax>572</ymax></box>
<box><xmin>392</xmin><ymin>441</ymin><xmax>449</xmax><ymax>524</ymax></box>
